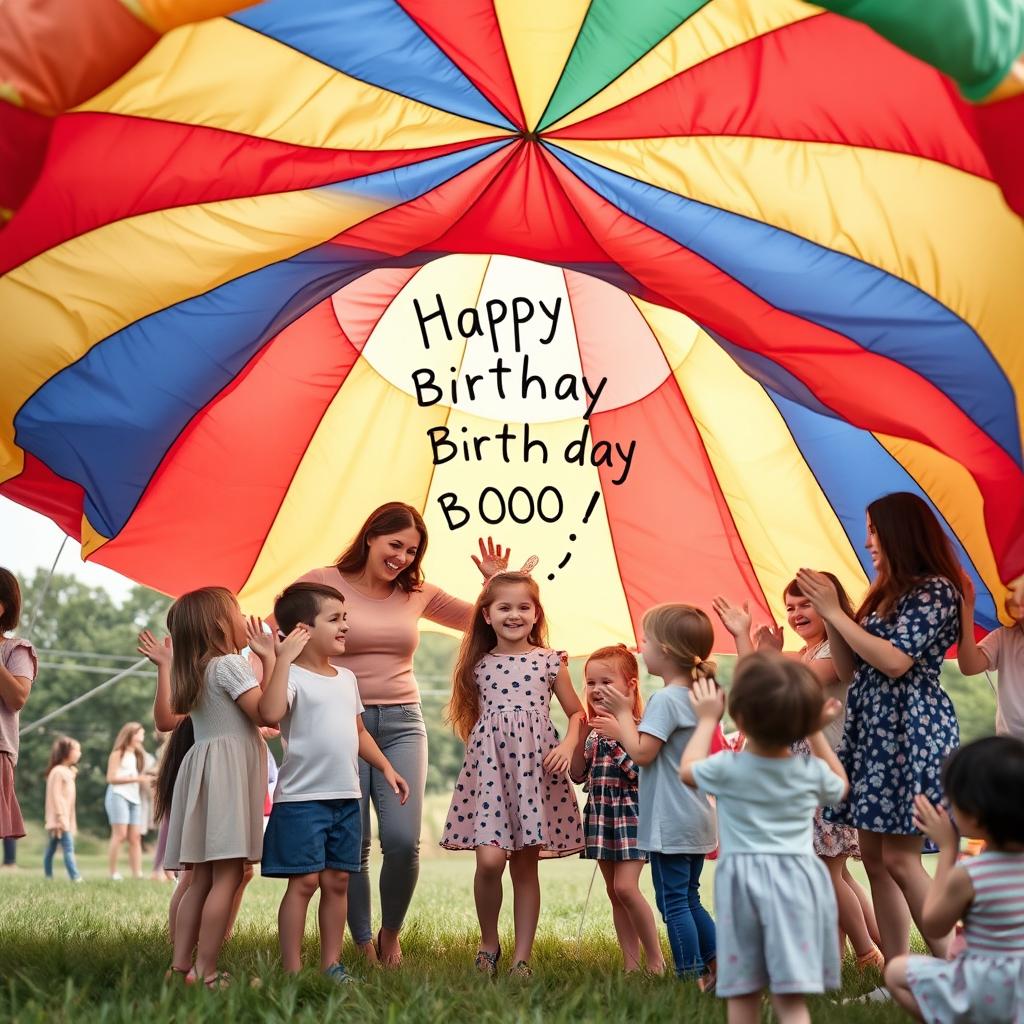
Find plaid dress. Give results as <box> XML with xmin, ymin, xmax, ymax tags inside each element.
<box><xmin>582</xmin><ymin>731</ymin><xmax>645</xmax><ymax>861</ymax></box>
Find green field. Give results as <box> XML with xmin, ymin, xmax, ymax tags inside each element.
<box><xmin>1</xmin><ymin>803</ymin><xmax>924</xmax><ymax>1024</ymax></box>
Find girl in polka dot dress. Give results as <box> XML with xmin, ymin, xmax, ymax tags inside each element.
<box><xmin>441</xmin><ymin>569</ymin><xmax>585</xmax><ymax>978</ymax></box>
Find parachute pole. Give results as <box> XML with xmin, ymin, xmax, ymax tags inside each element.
<box><xmin>24</xmin><ymin>534</ymin><xmax>69</xmax><ymax>640</ymax></box>
<box><xmin>575</xmin><ymin>862</ymin><xmax>600</xmax><ymax>943</ymax></box>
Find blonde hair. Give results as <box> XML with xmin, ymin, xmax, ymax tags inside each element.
<box><xmin>167</xmin><ymin>587</ymin><xmax>240</xmax><ymax>714</ymax></box>
<box><xmin>446</xmin><ymin>572</ymin><xmax>548</xmax><ymax>741</ymax></box>
<box><xmin>641</xmin><ymin>604</ymin><xmax>717</xmax><ymax>684</ymax></box>
<box><xmin>111</xmin><ymin>721</ymin><xmax>144</xmax><ymax>774</ymax></box>
<box><xmin>585</xmin><ymin>644</ymin><xmax>643</xmax><ymax>721</ymax></box>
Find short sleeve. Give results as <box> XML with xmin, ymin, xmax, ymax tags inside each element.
<box><xmin>691</xmin><ymin>750</ymin><xmax>738</xmax><ymax>796</ymax></box>
<box><xmin>888</xmin><ymin>577</ymin><xmax>960</xmax><ymax>660</ymax></box>
<box><xmin>977</xmin><ymin>628</ymin><xmax>1002</xmax><ymax>671</ymax></box>
<box><xmin>345</xmin><ymin>670</ymin><xmax>364</xmax><ymax>714</ymax></box>
<box><xmin>583</xmin><ymin>731</ymin><xmax>597</xmax><ymax>767</ymax></box>
<box><xmin>3</xmin><ymin>641</ymin><xmax>37</xmax><ymax>682</ymax></box>
<box><xmin>638</xmin><ymin>690</ymin><xmax>677</xmax><ymax>741</ymax></box>
<box><xmin>609</xmin><ymin>741</ymin><xmax>639</xmax><ymax>783</ymax></box>
<box><xmin>812</xmin><ymin>757</ymin><xmax>846</xmax><ymax>805</ymax></box>
<box><xmin>215</xmin><ymin>654</ymin><xmax>258</xmax><ymax>700</ymax></box>
<box><xmin>545</xmin><ymin>650</ymin><xmax>568</xmax><ymax>686</ymax></box>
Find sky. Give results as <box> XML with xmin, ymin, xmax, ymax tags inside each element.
<box><xmin>1</xmin><ymin>496</ymin><xmax>136</xmax><ymax>601</ymax></box>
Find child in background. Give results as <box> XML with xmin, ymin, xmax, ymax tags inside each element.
<box><xmin>159</xmin><ymin>588</ymin><xmax>278</xmax><ymax>988</ymax></box>
<box><xmin>258</xmin><ymin>583</ymin><xmax>409</xmax><ymax>984</ymax></box>
<box><xmin>681</xmin><ymin>653</ymin><xmax>846</xmax><ymax>1024</ymax></box>
<box><xmin>0</xmin><ymin>568</ymin><xmax>38</xmax><ymax>854</ymax></box>
<box><xmin>441</xmin><ymin>569</ymin><xmax>585</xmax><ymax>978</ymax></box>
<box><xmin>570</xmin><ymin>645</ymin><xmax>664</xmax><ymax>975</ymax></box>
<box><xmin>957</xmin><ymin>578</ymin><xmax>1024</xmax><ymax>739</ymax></box>
<box><xmin>885</xmin><ymin>736</ymin><xmax>1024</xmax><ymax>1023</ymax></box>
<box><xmin>43</xmin><ymin>736</ymin><xmax>83</xmax><ymax>882</ymax></box>
<box><xmin>591</xmin><ymin>604</ymin><xmax>717</xmax><ymax>986</ymax></box>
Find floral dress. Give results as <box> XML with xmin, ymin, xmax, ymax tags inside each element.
<box><xmin>581</xmin><ymin>731</ymin><xmax>645</xmax><ymax>861</ymax></box>
<box><xmin>824</xmin><ymin>576</ymin><xmax>960</xmax><ymax>835</ymax></box>
<box><xmin>440</xmin><ymin>648</ymin><xmax>583</xmax><ymax>857</ymax></box>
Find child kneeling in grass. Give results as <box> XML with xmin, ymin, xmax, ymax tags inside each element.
<box><xmin>257</xmin><ymin>583</ymin><xmax>408</xmax><ymax>984</ymax></box>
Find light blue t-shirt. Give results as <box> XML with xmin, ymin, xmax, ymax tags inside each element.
<box><xmin>692</xmin><ymin>751</ymin><xmax>845</xmax><ymax>856</ymax></box>
<box><xmin>636</xmin><ymin>686</ymin><xmax>716</xmax><ymax>855</ymax></box>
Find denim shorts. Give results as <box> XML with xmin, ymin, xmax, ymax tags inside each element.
<box><xmin>104</xmin><ymin>788</ymin><xmax>142</xmax><ymax>827</ymax></box>
<box><xmin>261</xmin><ymin>798</ymin><xmax>361</xmax><ymax>877</ymax></box>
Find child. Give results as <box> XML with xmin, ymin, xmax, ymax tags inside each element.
<box><xmin>160</xmin><ymin>587</ymin><xmax>276</xmax><ymax>988</ymax></box>
<box><xmin>716</xmin><ymin>583</ymin><xmax>884</xmax><ymax>971</ymax></box>
<box><xmin>570</xmin><ymin>644</ymin><xmax>664</xmax><ymax>975</ymax></box>
<box><xmin>680</xmin><ymin>653</ymin><xmax>847</xmax><ymax>1024</ymax></box>
<box><xmin>957</xmin><ymin>578</ymin><xmax>1023</xmax><ymax>739</ymax></box>
<box><xmin>885</xmin><ymin>736</ymin><xmax>1024</xmax><ymax>1023</ymax></box>
<box><xmin>257</xmin><ymin>582</ymin><xmax>409</xmax><ymax>983</ymax></box>
<box><xmin>0</xmin><ymin>568</ymin><xmax>37</xmax><ymax>852</ymax></box>
<box><xmin>104</xmin><ymin>721</ymin><xmax>147</xmax><ymax>880</ymax></box>
<box><xmin>441</xmin><ymin>569</ymin><xmax>585</xmax><ymax>978</ymax></box>
<box><xmin>43</xmin><ymin>735</ymin><xmax>83</xmax><ymax>882</ymax></box>
<box><xmin>591</xmin><ymin>604</ymin><xmax>717</xmax><ymax>985</ymax></box>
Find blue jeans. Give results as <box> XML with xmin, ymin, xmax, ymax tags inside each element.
<box><xmin>44</xmin><ymin>832</ymin><xmax>81</xmax><ymax>880</ymax></box>
<box><xmin>649</xmin><ymin>852</ymin><xmax>716</xmax><ymax>979</ymax></box>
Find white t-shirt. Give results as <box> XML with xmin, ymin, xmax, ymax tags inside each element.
<box><xmin>979</xmin><ymin>623</ymin><xmax>1024</xmax><ymax>739</ymax></box>
<box><xmin>274</xmin><ymin>664</ymin><xmax>364</xmax><ymax>803</ymax></box>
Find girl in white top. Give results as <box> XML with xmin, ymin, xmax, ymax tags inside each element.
<box><xmin>104</xmin><ymin>721</ymin><xmax>147</xmax><ymax>880</ymax></box>
<box><xmin>885</xmin><ymin>736</ymin><xmax>1024</xmax><ymax>1023</ymax></box>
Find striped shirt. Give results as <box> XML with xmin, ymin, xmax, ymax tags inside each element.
<box><xmin>963</xmin><ymin>851</ymin><xmax>1024</xmax><ymax>954</ymax></box>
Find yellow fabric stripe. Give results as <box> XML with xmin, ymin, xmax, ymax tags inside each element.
<box><xmin>639</xmin><ymin>299</ymin><xmax>869</xmax><ymax>637</ymax></box>
<box><xmin>872</xmin><ymin>432</ymin><xmax>1010</xmax><ymax>622</ymax></box>
<box><xmin>79</xmin><ymin>18</ymin><xmax>507</xmax><ymax>149</ymax></box>
<box><xmin>494</xmin><ymin>0</ymin><xmax>591</xmax><ymax>132</ymax></box>
<box><xmin>556</xmin><ymin>135</ymin><xmax>1024</xmax><ymax>446</ymax></box>
<box><xmin>545</xmin><ymin>0</ymin><xmax>817</xmax><ymax>133</ymax></box>
<box><xmin>0</xmin><ymin>186</ymin><xmax>391</xmax><ymax>484</ymax></box>
<box><xmin>422</xmin><ymin>410</ymin><xmax>636</xmax><ymax>652</ymax></box>
<box><xmin>237</xmin><ymin>359</ymin><xmax>451</xmax><ymax>615</ymax></box>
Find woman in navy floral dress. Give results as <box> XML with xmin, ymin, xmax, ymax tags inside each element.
<box><xmin>570</xmin><ymin>646</ymin><xmax>664</xmax><ymax>974</ymax></box>
<box><xmin>797</xmin><ymin>492</ymin><xmax>963</xmax><ymax>964</ymax></box>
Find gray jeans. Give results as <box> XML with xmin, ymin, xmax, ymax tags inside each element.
<box><xmin>347</xmin><ymin>703</ymin><xmax>427</xmax><ymax>946</ymax></box>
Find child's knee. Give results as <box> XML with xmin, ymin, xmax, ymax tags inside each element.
<box><xmin>884</xmin><ymin>955</ymin><xmax>908</xmax><ymax>990</ymax></box>
<box><xmin>612</xmin><ymin>876</ymin><xmax>642</xmax><ymax>906</ymax></box>
<box><xmin>287</xmin><ymin>873</ymin><xmax>320</xmax><ymax>900</ymax></box>
<box><xmin>320</xmin><ymin>869</ymin><xmax>349</xmax><ymax>896</ymax></box>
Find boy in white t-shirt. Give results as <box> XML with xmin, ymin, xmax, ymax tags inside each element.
<box><xmin>258</xmin><ymin>583</ymin><xmax>409</xmax><ymax>984</ymax></box>
<box><xmin>958</xmin><ymin>580</ymin><xmax>1024</xmax><ymax>739</ymax></box>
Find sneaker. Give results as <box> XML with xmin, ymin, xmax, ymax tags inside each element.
<box><xmin>323</xmin><ymin>963</ymin><xmax>357</xmax><ymax>985</ymax></box>
<box><xmin>846</xmin><ymin>985</ymin><xmax>891</xmax><ymax>1004</ymax></box>
<box><xmin>72</xmin><ymin>876</ymin><xmax>84</xmax><ymax>884</ymax></box>
<box><xmin>110</xmin><ymin>873</ymin><xmax>123</xmax><ymax>881</ymax></box>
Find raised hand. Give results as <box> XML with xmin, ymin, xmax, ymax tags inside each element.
<box><xmin>594</xmin><ymin>684</ymin><xmax>631</xmax><ymax>718</ymax></box>
<box><xmin>691</xmin><ymin>677</ymin><xmax>725</xmax><ymax>722</ymax></box>
<box><xmin>590</xmin><ymin>711</ymin><xmax>622</xmax><ymax>741</ymax></box>
<box><xmin>754</xmin><ymin>624</ymin><xmax>784</xmax><ymax>652</ymax></box>
<box><xmin>712</xmin><ymin>596</ymin><xmax>751</xmax><ymax>638</ymax></box>
<box><xmin>245</xmin><ymin>616</ymin><xmax>275</xmax><ymax>659</ymax></box>
<box><xmin>912</xmin><ymin>794</ymin><xmax>958</xmax><ymax>850</ymax></box>
<box><xmin>471</xmin><ymin>536</ymin><xmax>510</xmax><ymax>579</ymax></box>
<box><xmin>817</xmin><ymin>697</ymin><xmax>844</xmax><ymax>733</ymax></box>
<box><xmin>137</xmin><ymin>630</ymin><xmax>172</xmax><ymax>666</ymax></box>
<box><xmin>795</xmin><ymin>569</ymin><xmax>843</xmax><ymax>620</ymax></box>
<box><xmin>275</xmin><ymin>624</ymin><xmax>311</xmax><ymax>662</ymax></box>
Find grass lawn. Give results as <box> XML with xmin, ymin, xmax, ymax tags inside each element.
<box><xmin>1</xmin><ymin>801</ymin><xmax>920</xmax><ymax>1022</ymax></box>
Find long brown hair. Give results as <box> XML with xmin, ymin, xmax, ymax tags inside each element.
<box><xmin>446</xmin><ymin>572</ymin><xmax>548</xmax><ymax>741</ymax></box>
<box><xmin>154</xmin><ymin>718</ymin><xmax>194</xmax><ymax>822</ymax></box>
<box><xmin>111</xmin><ymin>721</ymin><xmax>145</xmax><ymax>774</ymax></box>
<box><xmin>585</xmin><ymin>645</ymin><xmax>643</xmax><ymax>721</ymax></box>
<box><xmin>45</xmin><ymin>735</ymin><xmax>78</xmax><ymax>776</ymax></box>
<box><xmin>0</xmin><ymin>567</ymin><xmax>22</xmax><ymax>633</ymax></box>
<box><xmin>167</xmin><ymin>587</ymin><xmax>240</xmax><ymax>714</ymax></box>
<box><xmin>857</xmin><ymin>492</ymin><xmax>963</xmax><ymax>621</ymax></box>
<box><xmin>335</xmin><ymin>502</ymin><xmax>427</xmax><ymax>593</ymax></box>
<box><xmin>642</xmin><ymin>604</ymin><xmax>717</xmax><ymax>684</ymax></box>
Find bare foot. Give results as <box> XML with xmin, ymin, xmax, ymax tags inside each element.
<box><xmin>377</xmin><ymin>928</ymin><xmax>403</xmax><ymax>968</ymax></box>
<box><xmin>358</xmin><ymin>940</ymin><xmax>380</xmax><ymax>966</ymax></box>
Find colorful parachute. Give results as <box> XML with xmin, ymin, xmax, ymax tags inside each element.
<box><xmin>2</xmin><ymin>0</ymin><xmax>1022</xmax><ymax>653</ymax></box>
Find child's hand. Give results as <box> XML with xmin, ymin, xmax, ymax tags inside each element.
<box><xmin>816</xmin><ymin>697</ymin><xmax>844</xmax><ymax>733</ymax></box>
<box><xmin>137</xmin><ymin>630</ymin><xmax>172</xmax><ymax>666</ymax></box>
<box><xmin>246</xmin><ymin>617</ymin><xmax>276</xmax><ymax>659</ymax></box>
<box><xmin>543</xmin><ymin>741</ymin><xmax>573</xmax><ymax>776</ymax></box>
<box><xmin>275</xmin><ymin>624</ymin><xmax>311</xmax><ymax>662</ymax></box>
<box><xmin>471</xmin><ymin>536</ymin><xmax>510</xmax><ymax>579</ymax></box>
<box><xmin>384</xmin><ymin>765</ymin><xmax>410</xmax><ymax>805</ymax></box>
<box><xmin>593</xmin><ymin>685</ymin><xmax>630</xmax><ymax>718</ymax></box>
<box><xmin>258</xmin><ymin>726</ymin><xmax>281</xmax><ymax>741</ymax></box>
<box><xmin>590</xmin><ymin>711</ymin><xmax>622</xmax><ymax>741</ymax></box>
<box><xmin>691</xmin><ymin>677</ymin><xmax>725</xmax><ymax>722</ymax></box>
<box><xmin>912</xmin><ymin>794</ymin><xmax>958</xmax><ymax>850</ymax></box>
<box><xmin>754</xmin><ymin>624</ymin><xmax>784</xmax><ymax>652</ymax></box>
<box><xmin>712</xmin><ymin>596</ymin><xmax>751</xmax><ymax>639</ymax></box>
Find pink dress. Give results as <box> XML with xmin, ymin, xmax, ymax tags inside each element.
<box><xmin>441</xmin><ymin>648</ymin><xmax>583</xmax><ymax>857</ymax></box>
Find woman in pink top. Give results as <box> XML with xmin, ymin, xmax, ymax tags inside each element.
<box><xmin>294</xmin><ymin>501</ymin><xmax>507</xmax><ymax>967</ymax></box>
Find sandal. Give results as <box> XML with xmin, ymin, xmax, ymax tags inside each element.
<box><xmin>474</xmin><ymin>947</ymin><xmax>501</xmax><ymax>977</ymax></box>
<box><xmin>509</xmin><ymin>960</ymin><xmax>533</xmax><ymax>979</ymax></box>
<box><xmin>856</xmin><ymin>946</ymin><xmax>885</xmax><ymax>972</ymax></box>
<box><xmin>185</xmin><ymin>968</ymin><xmax>231</xmax><ymax>989</ymax></box>
<box><xmin>164</xmin><ymin>966</ymin><xmax>190</xmax><ymax>982</ymax></box>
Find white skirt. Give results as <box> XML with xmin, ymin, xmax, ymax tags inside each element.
<box><xmin>907</xmin><ymin>951</ymin><xmax>1024</xmax><ymax>1024</ymax></box>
